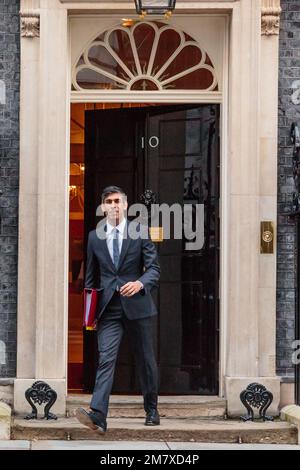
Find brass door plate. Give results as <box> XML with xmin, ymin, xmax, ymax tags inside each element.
<box><xmin>260</xmin><ymin>221</ymin><xmax>274</xmax><ymax>254</ymax></box>
<box><xmin>150</xmin><ymin>227</ymin><xmax>164</xmax><ymax>242</ymax></box>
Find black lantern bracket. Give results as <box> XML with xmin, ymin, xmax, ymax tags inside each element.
<box><xmin>134</xmin><ymin>0</ymin><xmax>176</xmax><ymax>17</ymax></box>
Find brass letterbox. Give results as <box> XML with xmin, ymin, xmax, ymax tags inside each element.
<box><xmin>149</xmin><ymin>227</ymin><xmax>164</xmax><ymax>242</ymax></box>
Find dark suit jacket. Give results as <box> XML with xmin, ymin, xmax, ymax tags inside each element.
<box><xmin>85</xmin><ymin>219</ymin><xmax>160</xmax><ymax>320</ymax></box>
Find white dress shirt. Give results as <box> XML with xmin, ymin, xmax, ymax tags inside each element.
<box><xmin>106</xmin><ymin>217</ymin><xmax>127</xmax><ymax>264</ymax></box>
<box><xmin>105</xmin><ymin>217</ymin><xmax>144</xmax><ymax>292</ymax></box>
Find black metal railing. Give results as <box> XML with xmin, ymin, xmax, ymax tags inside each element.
<box><xmin>284</xmin><ymin>123</ymin><xmax>300</xmax><ymax>406</ymax></box>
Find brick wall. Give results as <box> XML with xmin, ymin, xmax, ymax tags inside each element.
<box><xmin>277</xmin><ymin>0</ymin><xmax>300</xmax><ymax>378</ymax></box>
<box><xmin>0</xmin><ymin>0</ymin><xmax>20</xmax><ymax>377</ymax></box>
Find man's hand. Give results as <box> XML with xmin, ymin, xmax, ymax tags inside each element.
<box><xmin>120</xmin><ymin>281</ymin><xmax>144</xmax><ymax>297</ymax></box>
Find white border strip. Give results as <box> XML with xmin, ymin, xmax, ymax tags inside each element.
<box><xmin>71</xmin><ymin>90</ymin><xmax>223</xmax><ymax>103</ymax></box>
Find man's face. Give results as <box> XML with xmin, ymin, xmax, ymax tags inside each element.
<box><xmin>101</xmin><ymin>192</ymin><xmax>128</xmax><ymax>224</ymax></box>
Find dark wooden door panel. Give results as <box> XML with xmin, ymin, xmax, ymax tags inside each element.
<box><xmin>84</xmin><ymin>104</ymin><xmax>220</xmax><ymax>395</ymax></box>
<box><xmin>146</xmin><ymin>105</ymin><xmax>220</xmax><ymax>394</ymax></box>
<box><xmin>84</xmin><ymin>108</ymin><xmax>145</xmax><ymax>393</ymax></box>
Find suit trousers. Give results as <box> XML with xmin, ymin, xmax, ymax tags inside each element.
<box><xmin>90</xmin><ymin>291</ymin><xmax>158</xmax><ymax>417</ymax></box>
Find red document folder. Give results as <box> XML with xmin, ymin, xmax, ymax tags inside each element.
<box><xmin>83</xmin><ymin>288</ymin><xmax>100</xmax><ymax>330</ymax></box>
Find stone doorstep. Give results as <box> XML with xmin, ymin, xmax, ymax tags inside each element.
<box><xmin>12</xmin><ymin>417</ymin><xmax>298</xmax><ymax>445</ymax></box>
<box><xmin>0</xmin><ymin>402</ymin><xmax>11</xmax><ymax>440</ymax></box>
<box><xmin>281</xmin><ymin>405</ymin><xmax>300</xmax><ymax>445</ymax></box>
<box><xmin>67</xmin><ymin>395</ymin><xmax>227</xmax><ymax>419</ymax></box>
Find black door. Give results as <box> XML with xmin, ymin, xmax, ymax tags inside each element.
<box><xmin>84</xmin><ymin>104</ymin><xmax>220</xmax><ymax>395</ymax></box>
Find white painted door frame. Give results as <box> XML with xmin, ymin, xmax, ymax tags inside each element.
<box><xmin>16</xmin><ymin>0</ymin><xmax>281</xmax><ymax>416</ymax></box>
<box><xmin>69</xmin><ymin>13</ymin><xmax>229</xmax><ymax>398</ymax></box>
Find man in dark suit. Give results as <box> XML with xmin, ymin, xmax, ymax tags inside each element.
<box><xmin>76</xmin><ymin>186</ymin><xmax>160</xmax><ymax>433</ymax></box>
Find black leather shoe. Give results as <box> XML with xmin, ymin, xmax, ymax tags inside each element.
<box><xmin>75</xmin><ymin>407</ymin><xmax>107</xmax><ymax>433</ymax></box>
<box><xmin>145</xmin><ymin>409</ymin><xmax>160</xmax><ymax>426</ymax></box>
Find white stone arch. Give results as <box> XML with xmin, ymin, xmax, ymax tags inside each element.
<box><xmin>72</xmin><ymin>21</ymin><xmax>218</xmax><ymax>93</ymax></box>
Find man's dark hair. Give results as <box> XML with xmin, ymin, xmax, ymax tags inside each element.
<box><xmin>101</xmin><ymin>185</ymin><xmax>127</xmax><ymax>203</ymax></box>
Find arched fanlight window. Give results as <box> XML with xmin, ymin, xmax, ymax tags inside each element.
<box><xmin>72</xmin><ymin>21</ymin><xmax>218</xmax><ymax>92</ymax></box>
